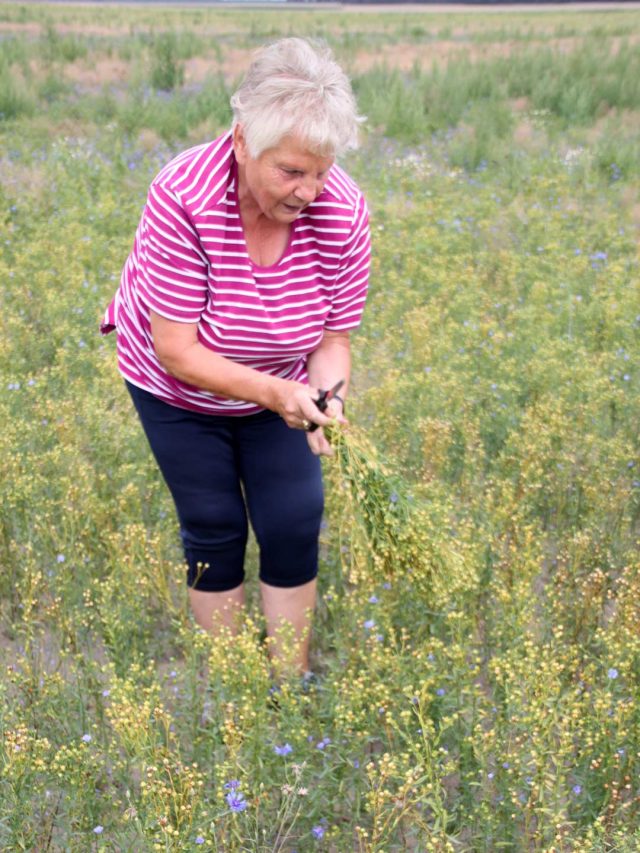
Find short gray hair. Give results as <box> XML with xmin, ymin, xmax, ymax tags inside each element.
<box><xmin>230</xmin><ymin>37</ymin><xmax>364</xmax><ymax>159</ymax></box>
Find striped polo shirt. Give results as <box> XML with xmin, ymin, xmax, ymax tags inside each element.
<box><xmin>101</xmin><ymin>131</ymin><xmax>370</xmax><ymax>415</ymax></box>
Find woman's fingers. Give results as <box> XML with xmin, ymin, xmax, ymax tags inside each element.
<box><xmin>306</xmin><ymin>426</ymin><xmax>334</xmax><ymax>457</ymax></box>
<box><xmin>277</xmin><ymin>383</ymin><xmax>334</xmax><ymax>430</ymax></box>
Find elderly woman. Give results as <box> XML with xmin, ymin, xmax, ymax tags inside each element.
<box><xmin>101</xmin><ymin>37</ymin><xmax>370</xmax><ymax>676</ymax></box>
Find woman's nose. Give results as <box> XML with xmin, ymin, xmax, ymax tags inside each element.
<box><xmin>294</xmin><ymin>177</ymin><xmax>318</xmax><ymax>204</ymax></box>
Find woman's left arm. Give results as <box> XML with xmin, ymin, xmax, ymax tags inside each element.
<box><xmin>305</xmin><ymin>330</ymin><xmax>351</xmax><ymax>457</ymax></box>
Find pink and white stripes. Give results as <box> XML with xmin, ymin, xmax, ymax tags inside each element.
<box><xmin>101</xmin><ymin>131</ymin><xmax>370</xmax><ymax>415</ymax></box>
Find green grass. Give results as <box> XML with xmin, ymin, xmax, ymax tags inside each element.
<box><xmin>1</xmin><ymin>3</ymin><xmax>640</xmax><ymax>851</ymax></box>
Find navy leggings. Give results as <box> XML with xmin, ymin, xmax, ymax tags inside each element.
<box><xmin>126</xmin><ymin>382</ymin><xmax>324</xmax><ymax>592</ymax></box>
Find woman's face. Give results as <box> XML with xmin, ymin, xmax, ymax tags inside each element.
<box><xmin>234</xmin><ymin>127</ymin><xmax>334</xmax><ymax>224</ymax></box>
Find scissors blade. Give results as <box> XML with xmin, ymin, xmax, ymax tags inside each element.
<box><xmin>324</xmin><ymin>379</ymin><xmax>344</xmax><ymax>402</ymax></box>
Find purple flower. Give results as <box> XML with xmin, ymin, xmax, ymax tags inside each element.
<box><xmin>224</xmin><ymin>779</ymin><xmax>240</xmax><ymax>790</ymax></box>
<box><xmin>274</xmin><ymin>743</ymin><xmax>293</xmax><ymax>756</ymax></box>
<box><xmin>195</xmin><ymin>837</ymin><xmax>205</xmax><ymax>845</ymax></box>
<box><xmin>226</xmin><ymin>791</ymin><xmax>247</xmax><ymax>812</ymax></box>
<box><xmin>312</xmin><ymin>825</ymin><xmax>325</xmax><ymax>839</ymax></box>
<box><xmin>368</xmin><ymin>595</ymin><xmax>379</xmax><ymax>604</ymax></box>
<box><xmin>93</xmin><ymin>825</ymin><xmax>104</xmax><ymax>834</ymax></box>
<box><xmin>81</xmin><ymin>734</ymin><xmax>92</xmax><ymax>743</ymax></box>
<box><xmin>436</xmin><ymin>688</ymin><xmax>445</xmax><ymax>697</ymax></box>
<box><xmin>608</xmin><ymin>668</ymin><xmax>619</xmax><ymax>680</ymax></box>
<box><xmin>364</xmin><ymin>619</ymin><xmax>375</xmax><ymax>630</ymax></box>
<box><xmin>573</xmin><ymin>784</ymin><xmax>582</xmax><ymax>795</ymax></box>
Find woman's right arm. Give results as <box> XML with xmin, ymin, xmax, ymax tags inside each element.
<box><xmin>150</xmin><ymin>311</ymin><xmax>331</xmax><ymax>431</ymax></box>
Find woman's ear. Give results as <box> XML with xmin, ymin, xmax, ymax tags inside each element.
<box><xmin>232</xmin><ymin>124</ymin><xmax>248</xmax><ymax>165</ymax></box>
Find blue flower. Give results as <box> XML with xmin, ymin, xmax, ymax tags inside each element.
<box><xmin>608</xmin><ymin>668</ymin><xmax>619</xmax><ymax>680</ymax></box>
<box><xmin>93</xmin><ymin>825</ymin><xmax>104</xmax><ymax>834</ymax></box>
<box><xmin>368</xmin><ymin>595</ymin><xmax>379</xmax><ymax>604</ymax></box>
<box><xmin>274</xmin><ymin>743</ymin><xmax>293</xmax><ymax>756</ymax></box>
<box><xmin>226</xmin><ymin>791</ymin><xmax>247</xmax><ymax>812</ymax></box>
<box><xmin>311</xmin><ymin>825</ymin><xmax>325</xmax><ymax>839</ymax></box>
<box><xmin>436</xmin><ymin>688</ymin><xmax>445</xmax><ymax>697</ymax></box>
<box><xmin>224</xmin><ymin>779</ymin><xmax>240</xmax><ymax>790</ymax></box>
<box><xmin>364</xmin><ymin>619</ymin><xmax>376</xmax><ymax>630</ymax></box>
<box><xmin>573</xmin><ymin>784</ymin><xmax>582</xmax><ymax>795</ymax></box>
<box><xmin>195</xmin><ymin>837</ymin><xmax>205</xmax><ymax>845</ymax></box>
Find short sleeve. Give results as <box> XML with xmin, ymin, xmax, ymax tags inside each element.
<box><xmin>136</xmin><ymin>183</ymin><xmax>209</xmax><ymax>323</ymax></box>
<box><xmin>324</xmin><ymin>193</ymin><xmax>371</xmax><ymax>332</ymax></box>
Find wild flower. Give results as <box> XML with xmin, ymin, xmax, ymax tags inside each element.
<box><xmin>274</xmin><ymin>743</ymin><xmax>293</xmax><ymax>756</ymax></box>
<box><xmin>311</xmin><ymin>825</ymin><xmax>325</xmax><ymax>839</ymax></box>
<box><xmin>226</xmin><ymin>791</ymin><xmax>247</xmax><ymax>813</ymax></box>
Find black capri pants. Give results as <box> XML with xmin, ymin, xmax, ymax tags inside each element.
<box><xmin>126</xmin><ymin>382</ymin><xmax>324</xmax><ymax>592</ymax></box>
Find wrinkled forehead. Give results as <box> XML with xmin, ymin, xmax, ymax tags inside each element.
<box><xmin>265</xmin><ymin>134</ymin><xmax>335</xmax><ymax>169</ymax></box>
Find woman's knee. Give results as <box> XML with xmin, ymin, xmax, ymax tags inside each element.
<box><xmin>253</xmin><ymin>489</ymin><xmax>324</xmax><ymax>587</ymax></box>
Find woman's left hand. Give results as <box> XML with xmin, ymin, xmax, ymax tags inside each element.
<box><xmin>306</xmin><ymin>398</ymin><xmax>347</xmax><ymax>457</ymax></box>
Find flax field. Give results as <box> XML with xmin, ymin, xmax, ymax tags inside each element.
<box><xmin>1</xmin><ymin>3</ymin><xmax>640</xmax><ymax>850</ymax></box>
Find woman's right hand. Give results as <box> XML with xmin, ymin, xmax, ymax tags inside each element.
<box><xmin>272</xmin><ymin>380</ymin><xmax>334</xmax><ymax>432</ymax></box>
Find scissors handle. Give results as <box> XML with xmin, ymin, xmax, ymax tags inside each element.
<box><xmin>307</xmin><ymin>379</ymin><xmax>345</xmax><ymax>432</ymax></box>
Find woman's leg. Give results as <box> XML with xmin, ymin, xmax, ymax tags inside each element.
<box><xmin>259</xmin><ymin>577</ymin><xmax>317</xmax><ymax>675</ymax></box>
<box><xmin>237</xmin><ymin>410</ymin><xmax>324</xmax><ymax>675</ymax></box>
<box><xmin>189</xmin><ymin>584</ymin><xmax>245</xmax><ymax>635</ymax></box>
<box><xmin>126</xmin><ymin>382</ymin><xmax>249</xmax><ymax>635</ymax></box>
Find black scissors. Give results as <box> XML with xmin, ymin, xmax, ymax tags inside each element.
<box><xmin>307</xmin><ymin>379</ymin><xmax>344</xmax><ymax>432</ymax></box>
